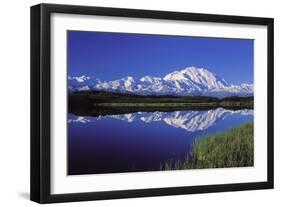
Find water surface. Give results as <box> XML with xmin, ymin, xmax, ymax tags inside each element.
<box><xmin>68</xmin><ymin>108</ymin><xmax>253</xmax><ymax>175</ymax></box>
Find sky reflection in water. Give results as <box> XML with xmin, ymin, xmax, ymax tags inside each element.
<box><xmin>68</xmin><ymin>108</ymin><xmax>253</xmax><ymax>175</ymax></box>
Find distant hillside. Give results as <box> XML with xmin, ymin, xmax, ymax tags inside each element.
<box><xmin>68</xmin><ymin>90</ymin><xmax>253</xmax><ymax>116</ymax></box>
<box><xmin>69</xmin><ymin>90</ymin><xmax>220</xmax><ymax>104</ymax></box>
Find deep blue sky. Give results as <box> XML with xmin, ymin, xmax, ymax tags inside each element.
<box><xmin>67</xmin><ymin>31</ymin><xmax>253</xmax><ymax>84</ymax></box>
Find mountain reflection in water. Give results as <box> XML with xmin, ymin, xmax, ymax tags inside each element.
<box><xmin>68</xmin><ymin>108</ymin><xmax>253</xmax><ymax>132</ymax></box>
<box><xmin>68</xmin><ymin>108</ymin><xmax>253</xmax><ymax>175</ymax></box>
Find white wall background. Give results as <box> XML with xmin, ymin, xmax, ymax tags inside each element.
<box><xmin>0</xmin><ymin>0</ymin><xmax>279</xmax><ymax>206</ymax></box>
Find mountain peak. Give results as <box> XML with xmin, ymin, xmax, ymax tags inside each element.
<box><xmin>68</xmin><ymin>75</ymin><xmax>90</xmax><ymax>82</ymax></box>
<box><xmin>140</xmin><ymin>75</ymin><xmax>162</xmax><ymax>83</ymax></box>
<box><xmin>181</xmin><ymin>66</ymin><xmax>199</xmax><ymax>73</ymax></box>
<box><xmin>163</xmin><ymin>70</ymin><xmax>186</xmax><ymax>81</ymax></box>
<box><xmin>126</xmin><ymin>76</ymin><xmax>134</xmax><ymax>79</ymax></box>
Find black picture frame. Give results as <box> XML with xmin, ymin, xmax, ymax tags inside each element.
<box><xmin>30</xmin><ymin>3</ymin><xmax>274</xmax><ymax>204</ymax></box>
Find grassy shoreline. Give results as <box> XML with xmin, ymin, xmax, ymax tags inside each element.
<box><xmin>160</xmin><ymin>122</ymin><xmax>254</xmax><ymax>171</ymax></box>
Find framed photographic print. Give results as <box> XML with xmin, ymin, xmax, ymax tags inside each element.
<box><xmin>30</xmin><ymin>3</ymin><xmax>274</xmax><ymax>203</ymax></box>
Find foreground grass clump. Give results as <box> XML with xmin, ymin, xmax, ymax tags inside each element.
<box><xmin>160</xmin><ymin>122</ymin><xmax>254</xmax><ymax>170</ymax></box>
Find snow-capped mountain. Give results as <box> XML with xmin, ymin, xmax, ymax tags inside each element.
<box><xmin>68</xmin><ymin>108</ymin><xmax>253</xmax><ymax>132</ymax></box>
<box><xmin>68</xmin><ymin>66</ymin><xmax>253</xmax><ymax>98</ymax></box>
<box><xmin>96</xmin><ymin>76</ymin><xmax>137</xmax><ymax>92</ymax></box>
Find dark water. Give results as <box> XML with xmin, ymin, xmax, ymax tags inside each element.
<box><xmin>67</xmin><ymin>108</ymin><xmax>253</xmax><ymax>175</ymax></box>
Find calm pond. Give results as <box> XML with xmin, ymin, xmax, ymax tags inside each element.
<box><xmin>68</xmin><ymin>108</ymin><xmax>253</xmax><ymax>175</ymax></box>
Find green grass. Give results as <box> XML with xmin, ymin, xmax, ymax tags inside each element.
<box><xmin>160</xmin><ymin>122</ymin><xmax>254</xmax><ymax>170</ymax></box>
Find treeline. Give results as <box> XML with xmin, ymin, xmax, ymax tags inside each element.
<box><xmin>69</xmin><ymin>90</ymin><xmax>253</xmax><ymax>104</ymax></box>
<box><xmin>69</xmin><ymin>90</ymin><xmax>220</xmax><ymax>104</ymax></box>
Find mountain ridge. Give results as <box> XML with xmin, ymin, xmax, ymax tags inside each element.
<box><xmin>68</xmin><ymin>66</ymin><xmax>253</xmax><ymax>98</ymax></box>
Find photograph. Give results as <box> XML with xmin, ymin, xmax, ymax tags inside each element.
<box><xmin>29</xmin><ymin>3</ymin><xmax>274</xmax><ymax>203</ymax></box>
<box><xmin>67</xmin><ymin>31</ymin><xmax>254</xmax><ymax>175</ymax></box>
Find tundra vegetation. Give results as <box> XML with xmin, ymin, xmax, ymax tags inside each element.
<box><xmin>160</xmin><ymin>122</ymin><xmax>254</xmax><ymax>170</ymax></box>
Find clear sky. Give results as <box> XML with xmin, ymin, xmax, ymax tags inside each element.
<box><xmin>67</xmin><ymin>31</ymin><xmax>253</xmax><ymax>84</ymax></box>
